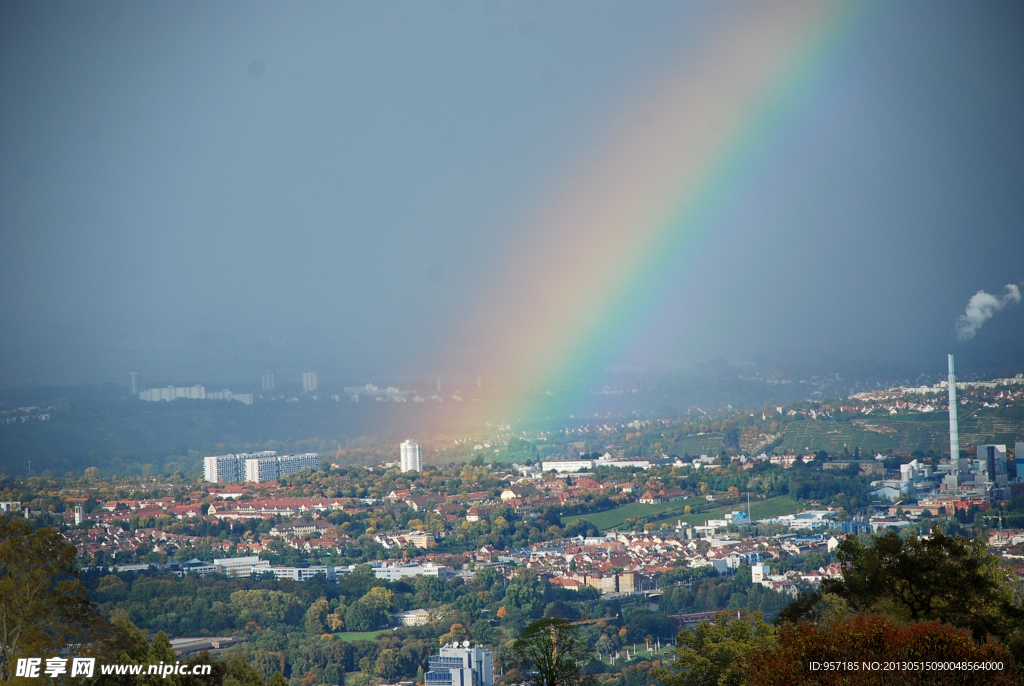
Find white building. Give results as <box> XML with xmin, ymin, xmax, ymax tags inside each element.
<box><xmin>213</xmin><ymin>556</ymin><xmax>271</xmax><ymax>578</ymax></box>
<box><xmin>74</xmin><ymin>505</ymin><xmax>85</xmax><ymax>525</ymax></box>
<box><xmin>374</xmin><ymin>563</ymin><xmax>453</xmax><ymax>582</ymax></box>
<box><xmin>302</xmin><ymin>373</ymin><xmax>318</xmax><ymax>392</ymax></box>
<box><xmin>541</xmin><ymin>459</ymin><xmax>594</xmax><ymax>473</ymax></box>
<box><xmin>204</xmin><ymin>451</ymin><xmax>318</xmax><ymax>483</ymax></box>
<box><xmin>129</xmin><ymin>372</ymin><xmax>142</xmax><ymax>395</ymax></box>
<box><xmin>262</xmin><ymin>371</ymin><xmax>275</xmax><ymax>391</ymax></box>
<box><xmin>270</xmin><ymin>565</ymin><xmax>336</xmax><ymax>582</ymax></box>
<box><xmin>139</xmin><ymin>385</ymin><xmax>206</xmax><ymax>401</ymax></box>
<box><xmin>426</xmin><ymin>643</ymin><xmax>493</xmax><ymax>686</ymax></box>
<box><xmin>401</xmin><ymin>439</ymin><xmax>422</xmax><ymax>473</ymax></box>
<box><xmin>206</xmin><ymin>389</ymin><xmax>253</xmax><ymax>405</ymax></box>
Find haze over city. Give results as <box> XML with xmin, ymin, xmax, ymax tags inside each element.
<box><xmin>2</xmin><ymin>0</ymin><xmax>1022</xmax><ymax>394</ymax></box>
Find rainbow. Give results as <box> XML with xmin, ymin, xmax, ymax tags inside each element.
<box><xmin>450</xmin><ymin>1</ymin><xmax>871</xmax><ymax>423</ymax></box>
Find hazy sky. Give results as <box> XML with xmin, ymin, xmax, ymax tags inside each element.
<box><xmin>2</xmin><ymin>1</ymin><xmax>1022</xmax><ymax>389</ymax></box>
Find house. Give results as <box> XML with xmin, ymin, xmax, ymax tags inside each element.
<box><xmin>466</xmin><ymin>506</ymin><xmax>491</xmax><ymax>522</ymax></box>
<box><xmin>501</xmin><ymin>486</ymin><xmax>536</xmax><ymax>502</ymax></box>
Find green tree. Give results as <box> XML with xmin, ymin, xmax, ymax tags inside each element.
<box><xmin>223</xmin><ymin>652</ymin><xmax>264</xmax><ymax>686</ymax></box>
<box><xmin>304</xmin><ymin>598</ymin><xmax>329</xmax><ymax>636</ymax></box>
<box><xmin>508</xmin><ymin>618</ymin><xmax>597</xmax><ymax>686</ymax></box>
<box><xmin>0</xmin><ymin>517</ymin><xmax>113</xmax><ymax>682</ymax></box>
<box><xmin>267</xmin><ymin>672</ymin><xmax>288</xmax><ymax>686</ymax></box>
<box><xmin>374</xmin><ymin>649</ymin><xmax>400</xmax><ymax>681</ymax></box>
<box><xmin>650</xmin><ymin>611</ymin><xmax>776</xmax><ymax>686</ymax></box>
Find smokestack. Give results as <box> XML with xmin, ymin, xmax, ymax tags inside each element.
<box><xmin>948</xmin><ymin>354</ymin><xmax>959</xmax><ymax>462</ymax></box>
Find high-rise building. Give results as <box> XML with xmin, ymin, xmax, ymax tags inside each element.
<box><xmin>400</xmin><ymin>439</ymin><xmax>422</xmax><ymax>473</ymax></box>
<box><xmin>262</xmin><ymin>371</ymin><xmax>275</xmax><ymax>391</ymax></box>
<box><xmin>129</xmin><ymin>372</ymin><xmax>142</xmax><ymax>396</ymax></box>
<box><xmin>977</xmin><ymin>444</ymin><xmax>1009</xmax><ymax>498</ymax></box>
<box><xmin>203</xmin><ymin>451</ymin><xmax>318</xmax><ymax>483</ymax></box>
<box><xmin>74</xmin><ymin>505</ymin><xmax>85</xmax><ymax>525</ymax></box>
<box><xmin>425</xmin><ymin>643</ymin><xmax>493</xmax><ymax>686</ymax></box>
<box><xmin>1016</xmin><ymin>442</ymin><xmax>1024</xmax><ymax>483</ymax></box>
<box><xmin>302</xmin><ymin>372</ymin><xmax>318</xmax><ymax>392</ymax></box>
<box><xmin>245</xmin><ymin>455</ymin><xmax>283</xmax><ymax>483</ymax></box>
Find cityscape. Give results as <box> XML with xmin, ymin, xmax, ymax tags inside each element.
<box><xmin>3</xmin><ymin>2</ymin><xmax>1024</xmax><ymax>686</ymax></box>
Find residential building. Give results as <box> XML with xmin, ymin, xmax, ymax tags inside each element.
<box><xmin>302</xmin><ymin>373</ymin><xmax>318</xmax><ymax>392</ymax></box>
<box><xmin>139</xmin><ymin>385</ymin><xmax>206</xmax><ymax>401</ymax></box>
<box><xmin>262</xmin><ymin>371</ymin><xmax>275</xmax><ymax>391</ymax></box>
<box><xmin>204</xmin><ymin>452</ymin><xmax>318</xmax><ymax>484</ymax></box>
<box><xmin>400</xmin><ymin>439</ymin><xmax>422</xmax><ymax>473</ymax></box>
<box><xmin>129</xmin><ymin>372</ymin><xmax>142</xmax><ymax>396</ymax></box>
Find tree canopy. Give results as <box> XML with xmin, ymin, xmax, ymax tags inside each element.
<box><xmin>778</xmin><ymin>526</ymin><xmax>1024</xmax><ymax>650</ymax></box>
<box><xmin>508</xmin><ymin>618</ymin><xmax>597</xmax><ymax>686</ymax></box>
<box><xmin>650</xmin><ymin>611</ymin><xmax>776</xmax><ymax>686</ymax></box>
<box><xmin>0</xmin><ymin>517</ymin><xmax>115</xmax><ymax>682</ymax></box>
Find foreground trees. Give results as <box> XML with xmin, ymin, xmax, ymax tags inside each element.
<box><xmin>0</xmin><ymin>517</ymin><xmax>116</xmax><ymax>682</ymax></box>
<box><xmin>747</xmin><ymin>614</ymin><xmax>1022</xmax><ymax>686</ymax></box>
<box><xmin>778</xmin><ymin>527</ymin><xmax>1024</xmax><ymax>655</ymax></box>
<box><xmin>507</xmin><ymin>618</ymin><xmax>597</xmax><ymax>686</ymax></box>
<box><xmin>650</xmin><ymin>611</ymin><xmax>776</xmax><ymax>686</ymax></box>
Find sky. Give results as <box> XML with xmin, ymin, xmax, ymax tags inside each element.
<box><xmin>1</xmin><ymin>0</ymin><xmax>1023</xmax><ymax>391</ymax></box>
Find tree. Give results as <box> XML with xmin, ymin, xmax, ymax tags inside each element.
<box><xmin>650</xmin><ymin>611</ymin><xmax>776</xmax><ymax>686</ymax></box>
<box><xmin>0</xmin><ymin>517</ymin><xmax>114</xmax><ymax>682</ymax></box>
<box><xmin>778</xmin><ymin>526</ymin><xmax>1024</xmax><ymax>645</ymax></box>
<box><xmin>268</xmin><ymin>672</ymin><xmax>288</xmax><ymax>686</ymax></box>
<box><xmin>747</xmin><ymin>614</ymin><xmax>1021</xmax><ymax>686</ymax></box>
<box><xmin>508</xmin><ymin>618</ymin><xmax>598</xmax><ymax>686</ymax></box>
<box><xmin>304</xmin><ymin>598</ymin><xmax>329</xmax><ymax>636</ymax></box>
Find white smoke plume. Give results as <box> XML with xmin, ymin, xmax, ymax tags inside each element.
<box><xmin>955</xmin><ymin>283</ymin><xmax>1021</xmax><ymax>341</ymax></box>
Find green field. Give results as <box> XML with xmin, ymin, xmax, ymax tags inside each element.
<box><xmin>676</xmin><ymin>495</ymin><xmax>801</xmax><ymax>527</ymax></box>
<box><xmin>564</xmin><ymin>495</ymin><xmax>800</xmax><ymax>532</ymax></box>
<box><xmin>563</xmin><ymin>498</ymin><xmax>706</xmax><ymax>531</ymax></box>
<box><xmin>334</xmin><ymin>629</ymin><xmax>390</xmax><ymax>642</ymax></box>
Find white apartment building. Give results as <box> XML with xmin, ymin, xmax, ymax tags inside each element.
<box><xmin>262</xmin><ymin>371</ymin><xmax>275</xmax><ymax>391</ymax></box>
<box><xmin>302</xmin><ymin>372</ymin><xmax>318</xmax><ymax>392</ymax></box>
<box><xmin>140</xmin><ymin>385</ymin><xmax>206</xmax><ymax>401</ymax></box>
<box><xmin>204</xmin><ymin>452</ymin><xmax>318</xmax><ymax>483</ymax></box>
<box><xmin>400</xmin><ymin>439</ymin><xmax>422</xmax><ymax>473</ymax></box>
<box><xmin>245</xmin><ymin>455</ymin><xmax>283</xmax><ymax>483</ymax></box>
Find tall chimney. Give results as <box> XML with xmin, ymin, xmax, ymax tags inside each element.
<box><xmin>948</xmin><ymin>354</ymin><xmax>959</xmax><ymax>462</ymax></box>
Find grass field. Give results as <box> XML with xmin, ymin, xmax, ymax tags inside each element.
<box><xmin>563</xmin><ymin>498</ymin><xmax>706</xmax><ymax>531</ymax></box>
<box><xmin>334</xmin><ymin>629</ymin><xmax>390</xmax><ymax>642</ymax></box>
<box><xmin>563</xmin><ymin>495</ymin><xmax>801</xmax><ymax>532</ymax></box>
<box><xmin>675</xmin><ymin>495</ymin><xmax>801</xmax><ymax>527</ymax></box>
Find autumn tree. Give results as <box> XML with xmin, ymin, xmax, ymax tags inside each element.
<box><xmin>747</xmin><ymin>614</ymin><xmax>1021</xmax><ymax>686</ymax></box>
